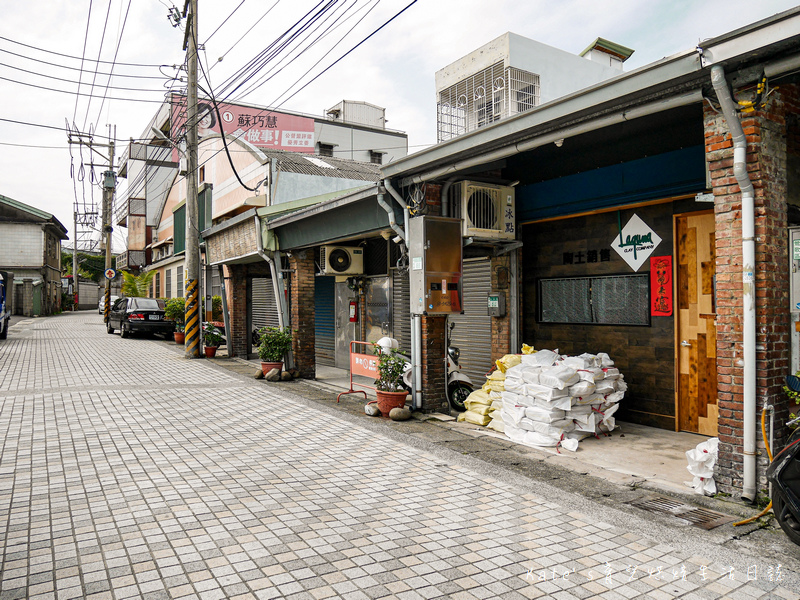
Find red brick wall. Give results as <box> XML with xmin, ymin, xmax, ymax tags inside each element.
<box><xmin>421</xmin><ymin>315</ymin><xmax>449</xmax><ymax>413</ymax></box>
<box><xmin>705</xmin><ymin>83</ymin><xmax>799</xmax><ymax>496</ymax></box>
<box><xmin>491</xmin><ymin>253</ymin><xmax>512</xmax><ymax>359</ymax></box>
<box><xmin>229</xmin><ymin>265</ymin><xmax>248</xmax><ymax>358</ymax></box>
<box><xmin>288</xmin><ymin>250</ymin><xmax>316</xmax><ymax>379</ymax></box>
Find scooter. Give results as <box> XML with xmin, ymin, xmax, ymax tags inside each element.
<box><xmin>766</xmin><ymin>375</ymin><xmax>800</xmax><ymax>546</ymax></box>
<box><xmin>375</xmin><ymin>322</ymin><xmax>474</xmax><ymax>412</ymax></box>
<box><xmin>444</xmin><ymin>321</ymin><xmax>474</xmax><ymax>412</ymax></box>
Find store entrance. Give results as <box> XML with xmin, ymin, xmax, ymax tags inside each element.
<box><xmin>676</xmin><ymin>211</ymin><xmax>718</xmax><ymax>435</ymax></box>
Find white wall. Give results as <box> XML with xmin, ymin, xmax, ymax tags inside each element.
<box><xmin>0</xmin><ymin>223</ymin><xmax>43</xmax><ymax>267</ymax></box>
<box><xmin>316</xmin><ymin>122</ymin><xmax>408</xmax><ymax>164</ymax></box>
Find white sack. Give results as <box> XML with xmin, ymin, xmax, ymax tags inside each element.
<box><xmin>685</xmin><ymin>437</ymin><xmax>719</xmax><ymax>496</ymax></box>
<box><xmin>539</xmin><ymin>365</ymin><xmax>580</xmax><ymax>389</ymax></box>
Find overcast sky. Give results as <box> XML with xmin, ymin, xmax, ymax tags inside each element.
<box><xmin>1</xmin><ymin>0</ymin><xmax>798</xmax><ymax>250</ymax></box>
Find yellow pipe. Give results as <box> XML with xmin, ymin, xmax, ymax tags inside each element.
<box><xmin>733</xmin><ymin>406</ymin><xmax>773</xmax><ymax>526</ymax></box>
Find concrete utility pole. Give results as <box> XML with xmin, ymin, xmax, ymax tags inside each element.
<box><xmin>72</xmin><ymin>212</ymin><xmax>78</xmax><ymax>310</ymax></box>
<box><xmin>184</xmin><ymin>0</ymin><xmax>201</xmax><ymax>358</ymax></box>
<box><xmin>102</xmin><ymin>129</ymin><xmax>116</xmax><ymax>322</ymax></box>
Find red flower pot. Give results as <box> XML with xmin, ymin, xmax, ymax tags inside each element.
<box><xmin>173</xmin><ymin>332</ymin><xmax>185</xmax><ymax>344</ymax></box>
<box><xmin>375</xmin><ymin>390</ymin><xmax>408</xmax><ymax>417</ymax></box>
<box><xmin>261</xmin><ymin>361</ymin><xmax>283</xmax><ymax>376</ymax></box>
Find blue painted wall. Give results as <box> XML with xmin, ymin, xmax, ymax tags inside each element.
<box><xmin>518</xmin><ymin>145</ymin><xmax>706</xmax><ymax>221</ymax></box>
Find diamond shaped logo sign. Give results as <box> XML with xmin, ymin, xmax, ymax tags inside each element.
<box><xmin>611</xmin><ymin>214</ymin><xmax>661</xmax><ymax>272</ymax></box>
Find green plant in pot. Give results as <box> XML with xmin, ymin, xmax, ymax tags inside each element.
<box><xmin>373</xmin><ymin>343</ymin><xmax>409</xmax><ymax>416</ymax></box>
<box><xmin>202</xmin><ymin>322</ymin><xmax>225</xmax><ymax>357</ymax></box>
<box><xmin>164</xmin><ymin>297</ymin><xmax>186</xmax><ymax>343</ymax></box>
<box><xmin>257</xmin><ymin>326</ymin><xmax>292</xmax><ymax>375</ymax></box>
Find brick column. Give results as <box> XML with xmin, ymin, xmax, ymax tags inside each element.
<box><xmin>420</xmin><ymin>314</ymin><xmax>449</xmax><ymax>413</ymax></box>
<box><xmin>229</xmin><ymin>265</ymin><xmax>248</xmax><ymax>358</ymax></box>
<box><xmin>288</xmin><ymin>250</ymin><xmax>316</xmax><ymax>379</ymax></box>
<box><xmin>705</xmin><ymin>83</ymin><xmax>799</xmax><ymax>496</ymax></box>
<box><xmin>490</xmin><ymin>253</ymin><xmax>512</xmax><ymax>359</ymax></box>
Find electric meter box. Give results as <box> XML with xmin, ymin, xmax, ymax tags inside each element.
<box><xmin>409</xmin><ymin>216</ymin><xmax>463</xmax><ymax>315</ymax></box>
<box><xmin>488</xmin><ymin>291</ymin><xmax>506</xmax><ymax>317</ymax></box>
<box><xmin>791</xmin><ymin>227</ymin><xmax>800</xmax><ymax>312</ymax></box>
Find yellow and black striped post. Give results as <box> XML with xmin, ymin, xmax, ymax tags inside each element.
<box><xmin>103</xmin><ymin>287</ymin><xmax>111</xmax><ymax>323</ymax></box>
<box><xmin>184</xmin><ymin>279</ymin><xmax>201</xmax><ymax>358</ymax></box>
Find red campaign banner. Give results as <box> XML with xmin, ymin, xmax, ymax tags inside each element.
<box><xmin>650</xmin><ymin>255</ymin><xmax>673</xmax><ymax>316</ymax></box>
<box><xmin>170</xmin><ymin>93</ymin><xmax>315</xmax><ymax>153</ymax></box>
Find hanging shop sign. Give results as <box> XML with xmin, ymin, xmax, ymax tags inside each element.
<box><xmin>170</xmin><ymin>93</ymin><xmax>315</xmax><ymax>153</ymax></box>
<box><xmin>611</xmin><ymin>214</ymin><xmax>662</xmax><ymax>272</ymax></box>
<box><xmin>650</xmin><ymin>256</ymin><xmax>673</xmax><ymax>316</ymax></box>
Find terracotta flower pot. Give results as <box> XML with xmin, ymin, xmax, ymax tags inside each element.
<box><xmin>261</xmin><ymin>361</ymin><xmax>283</xmax><ymax>376</ymax></box>
<box><xmin>174</xmin><ymin>332</ymin><xmax>185</xmax><ymax>344</ymax></box>
<box><xmin>375</xmin><ymin>390</ymin><xmax>408</xmax><ymax>417</ymax></box>
<box><xmin>204</xmin><ymin>346</ymin><xmax>218</xmax><ymax>358</ymax></box>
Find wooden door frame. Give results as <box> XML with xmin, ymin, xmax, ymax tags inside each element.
<box><xmin>673</xmin><ymin>209</ymin><xmax>715</xmax><ymax>433</ymax></box>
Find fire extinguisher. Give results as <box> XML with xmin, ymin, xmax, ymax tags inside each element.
<box><xmin>349</xmin><ymin>300</ymin><xmax>358</xmax><ymax>322</ymax></box>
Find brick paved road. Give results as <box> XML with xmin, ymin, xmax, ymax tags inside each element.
<box><xmin>0</xmin><ymin>313</ymin><xmax>796</xmax><ymax>599</ymax></box>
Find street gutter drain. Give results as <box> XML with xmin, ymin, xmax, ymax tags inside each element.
<box><xmin>626</xmin><ymin>495</ymin><xmax>735</xmax><ymax>530</ymax></box>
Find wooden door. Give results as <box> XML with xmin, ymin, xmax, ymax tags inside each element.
<box><xmin>677</xmin><ymin>212</ymin><xmax>717</xmax><ymax>435</ymax></box>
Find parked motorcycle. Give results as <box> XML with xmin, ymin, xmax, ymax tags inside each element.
<box><xmin>444</xmin><ymin>321</ymin><xmax>473</xmax><ymax>412</ymax></box>
<box><xmin>766</xmin><ymin>375</ymin><xmax>800</xmax><ymax>546</ymax></box>
<box><xmin>376</xmin><ymin>322</ymin><xmax>473</xmax><ymax>412</ymax></box>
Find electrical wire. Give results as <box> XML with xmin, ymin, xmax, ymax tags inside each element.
<box><xmin>0</xmin><ymin>75</ymin><xmax>167</xmax><ymax>103</ymax></box>
<box><xmin>73</xmin><ymin>0</ymin><xmax>94</xmax><ymax>123</ymax></box>
<box><xmin>209</xmin><ymin>0</ymin><xmax>279</xmax><ymax>71</ymax></box>
<box><xmin>0</xmin><ymin>48</ymin><xmax>170</xmax><ymax>79</ymax></box>
<box><xmin>0</xmin><ymin>62</ymin><xmax>174</xmax><ymax>93</ymax></box>
<box><xmin>203</xmin><ymin>0</ymin><xmax>246</xmax><ymax>45</ymax></box>
<box><xmin>81</xmin><ymin>0</ymin><xmax>115</xmax><ymax>130</ymax></box>
<box><xmin>0</xmin><ymin>35</ymin><xmax>167</xmax><ymax>67</ymax></box>
<box><xmin>91</xmin><ymin>0</ymin><xmax>134</xmax><ymax>129</ymax></box>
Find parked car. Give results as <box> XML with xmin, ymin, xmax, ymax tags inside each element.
<box><xmin>0</xmin><ymin>271</ymin><xmax>10</xmax><ymax>340</ymax></box>
<box><xmin>106</xmin><ymin>297</ymin><xmax>174</xmax><ymax>338</ymax></box>
<box><xmin>98</xmin><ymin>295</ymin><xmax>120</xmax><ymax>314</ymax></box>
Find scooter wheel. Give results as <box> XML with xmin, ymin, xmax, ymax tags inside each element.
<box><xmin>773</xmin><ymin>492</ymin><xmax>800</xmax><ymax>546</ymax></box>
<box><xmin>447</xmin><ymin>382</ymin><xmax>472</xmax><ymax>412</ymax></box>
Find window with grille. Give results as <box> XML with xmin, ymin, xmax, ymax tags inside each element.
<box><xmin>369</xmin><ymin>151</ymin><xmax>383</xmax><ymax>165</ymax></box>
<box><xmin>165</xmin><ymin>270</ymin><xmax>172</xmax><ymax>298</ymax></box>
<box><xmin>437</xmin><ymin>63</ymin><xmax>539</xmax><ymax>142</ymax></box>
<box><xmin>318</xmin><ymin>143</ymin><xmax>334</xmax><ymax>157</ymax></box>
<box><xmin>538</xmin><ymin>274</ymin><xmax>650</xmax><ymax>326</ymax></box>
<box><xmin>155</xmin><ymin>273</ymin><xmax>161</xmax><ymax>298</ymax></box>
<box><xmin>177</xmin><ymin>266</ymin><xmax>184</xmax><ymax>298</ymax></box>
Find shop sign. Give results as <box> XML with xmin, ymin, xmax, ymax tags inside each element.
<box><xmin>170</xmin><ymin>93</ymin><xmax>315</xmax><ymax>153</ymax></box>
<box><xmin>611</xmin><ymin>214</ymin><xmax>661</xmax><ymax>272</ymax></box>
<box><xmin>650</xmin><ymin>256</ymin><xmax>673</xmax><ymax>316</ymax></box>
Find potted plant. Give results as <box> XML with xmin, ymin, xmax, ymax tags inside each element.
<box><xmin>164</xmin><ymin>297</ymin><xmax>186</xmax><ymax>344</ymax></box>
<box><xmin>373</xmin><ymin>343</ymin><xmax>409</xmax><ymax>417</ymax></box>
<box><xmin>257</xmin><ymin>326</ymin><xmax>292</xmax><ymax>375</ymax></box>
<box><xmin>202</xmin><ymin>322</ymin><xmax>225</xmax><ymax>358</ymax></box>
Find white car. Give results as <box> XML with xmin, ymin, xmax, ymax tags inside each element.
<box><xmin>98</xmin><ymin>295</ymin><xmax>119</xmax><ymax>314</ymax></box>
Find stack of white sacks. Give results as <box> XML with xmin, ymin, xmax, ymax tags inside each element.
<box><xmin>500</xmin><ymin>349</ymin><xmax>626</xmax><ymax>452</ymax></box>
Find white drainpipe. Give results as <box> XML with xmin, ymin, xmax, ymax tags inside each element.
<box><xmin>710</xmin><ymin>65</ymin><xmax>757</xmax><ymax>502</ymax></box>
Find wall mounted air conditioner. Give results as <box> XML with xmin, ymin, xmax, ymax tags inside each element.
<box><xmin>320</xmin><ymin>245</ymin><xmax>364</xmax><ymax>275</ymax></box>
<box><xmin>457</xmin><ymin>182</ymin><xmax>516</xmax><ymax>240</ymax></box>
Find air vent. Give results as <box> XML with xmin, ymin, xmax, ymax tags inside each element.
<box><xmin>320</xmin><ymin>245</ymin><xmax>364</xmax><ymax>276</ymax></box>
<box><xmin>457</xmin><ymin>182</ymin><xmax>515</xmax><ymax>240</ymax></box>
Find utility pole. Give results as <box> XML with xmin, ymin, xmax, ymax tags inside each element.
<box><xmin>72</xmin><ymin>212</ymin><xmax>78</xmax><ymax>310</ymax></box>
<box><xmin>102</xmin><ymin>129</ymin><xmax>116</xmax><ymax>322</ymax></box>
<box><xmin>184</xmin><ymin>0</ymin><xmax>201</xmax><ymax>358</ymax></box>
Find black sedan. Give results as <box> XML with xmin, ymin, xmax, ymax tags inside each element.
<box><xmin>106</xmin><ymin>297</ymin><xmax>174</xmax><ymax>338</ymax></box>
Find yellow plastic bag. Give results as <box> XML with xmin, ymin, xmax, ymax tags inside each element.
<box><xmin>495</xmin><ymin>354</ymin><xmax>521</xmax><ymax>373</ymax></box>
<box><xmin>466</xmin><ymin>389</ymin><xmax>492</xmax><ymax>405</ymax></box>
<box><xmin>457</xmin><ymin>411</ymin><xmax>492</xmax><ymax>426</ymax></box>
<box><xmin>464</xmin><ymin>401</ymin><xmax>493</xmax><ymax>415</ymax></box>
<box><xmin>481</xmin><ymin>380</ymin><xmax>505</xmax><ymax>393</ymax></box>
<box><xmin>521</xmin><ymin>344</ymin><xmax>536</xmax><ymax>355</ymax></box>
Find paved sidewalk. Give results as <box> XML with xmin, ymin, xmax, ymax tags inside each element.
<box><xmin>0</xmin><ymin>312</ymin><xmax>797</xmax><ymax>599</ymax></box>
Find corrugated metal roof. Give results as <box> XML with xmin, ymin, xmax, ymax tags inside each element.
<box><xmin>261</xmin><ymin>150</ymin><xmax>381</xmax><ymax>181</ymax></box>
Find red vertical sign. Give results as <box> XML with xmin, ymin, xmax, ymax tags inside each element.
<box><xmin>650</xmin><ymin>255</ymin><xmax>673</xmax><ymax>316</ymax></box>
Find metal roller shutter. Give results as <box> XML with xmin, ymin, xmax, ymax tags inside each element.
<box><xmin>251</xmin><ymin>278</ymin><xmax>280</xmax><ymax>340</ymax></box>
<box><xmin>449</xmin><ymin>258</ymin><xmax>492</xmax><ymax>383</ymax></box>
<box><xmin>315</xmin><ymin>276</ymin><xmax>335</xmax><ymax>366</ymax></box>
<box><xmin>392</xmin><ymin>269</ymin><xmax>411</xmax><ymax>351</ymax></box>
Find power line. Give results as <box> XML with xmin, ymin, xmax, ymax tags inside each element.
<box><xmin>73</xmin><ymin>0</ymin><xmax>94</xmax><ymax>122</ymax></box>
<box><xmin>0</xmin><ymin>74</ymin><xmax>168</xmax><ymax>103</ymax></box>
<box><xmin>0</xmin><ymin>62</ymin><xmax>176</xmax><ymax>93</ymax></box>
<box><xmin>0</xmin><ymin>34</ymin><xmax>167</xmax><ymax>67</ymax></box>
<box><xmin>203</xmin><ymin>0</ymin><xmax>246</xmax><ymax>45</ymax></box>
<box><xmin>0</xmin><ymin>47</ymin><xmax>169</xmax><ymax>79</ymax></box>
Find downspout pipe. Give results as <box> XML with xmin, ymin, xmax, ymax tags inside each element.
<box><xmin>382</xmin><ymin>177</ymin><xmax>409</xmax><ymax>243</ymax></box>
<box><xmin>440</xmin><ymin>176</ymin><xmax>461</xmax><ymax>218</ymax></box>
<box><xmin>711</xmin><ymin>65</ymin><xmax>757</xmax><ymax>502</ymax></box>
<box><xmin>254</xmin><ymin>215</ymin><xmax>295</xmax><ymax>370</ymax></box>
<box><xmin>376</xmin><ymin>187</ymin><xmax>405</xmax><ymax>242</ymax></box>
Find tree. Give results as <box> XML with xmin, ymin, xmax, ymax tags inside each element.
<box><xmin>121</xmin><ymin>270</ymin><xmax>156</xmax><ymax>298</ymax></box>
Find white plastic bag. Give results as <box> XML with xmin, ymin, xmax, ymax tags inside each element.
<box><xmin>685</xmin><ymin>437</ymin><xmax>719</xmax><ymax>496</ymax></box>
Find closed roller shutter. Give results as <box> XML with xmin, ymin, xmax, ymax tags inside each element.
<box><xmin>315</xmin><ymin>276</ymin><xmax>335</xmax><ymax>366</ymax></box>
<box><xmin>251</xmin><ymin>278</ymin><xmax>280</xmax><ymax>347</ymax></box>
<box><xmin>392</xmin><ymin>269</ymin><xmax>411</xmax><ymax>351</ymax></box>
<box><xmin>449</xmin><ymin>258</ymin><xmax>492</xmax><ymax>383</ymax></box>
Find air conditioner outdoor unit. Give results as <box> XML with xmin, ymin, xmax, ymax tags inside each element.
<box><xmin>457</xmin><ymin>182</ymin><xmax>516</xmax><ymax>240</ymax></box>
<box><xmin>320</xmin><ymin>245</ymin><xmax>364</xmax><ymax>275</ymax></box>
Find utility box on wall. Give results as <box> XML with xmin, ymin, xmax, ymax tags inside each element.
<box><xmin>409</xmin><ymin>216</ymin><xmax>463</xmax><ymax>315</ymax></box>
<box><xmin>790</xmin><ymin>227</ymin><xmax>800</xmax><ymax>373</ymax></box>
